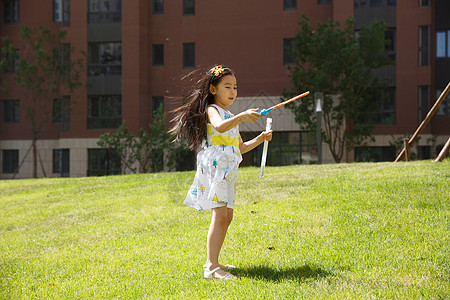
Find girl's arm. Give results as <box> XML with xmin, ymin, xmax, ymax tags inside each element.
<box><xmin>239</xmin><ymin>131</ymin><xmax>273</xmax><ymax>154</ymax></box>
<box><xmin>207</xmin><ymin>106</ymin><xmax>262</xmax><ymax>133</ymax></box>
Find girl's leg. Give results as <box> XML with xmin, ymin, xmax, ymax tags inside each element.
<box><xmin>205</xmin><ymin>206</ymin><xmax>234</xmax><ymax>277</ymax></box>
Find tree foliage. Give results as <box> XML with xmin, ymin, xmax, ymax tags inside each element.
<box><xmin>97</xmin><ymin>106</ymin><xmax>194</xmax><ymax>173</ymax></box>
<box><xmin>284</xmin><ymin>15</ymin><xmax>393</xmax><ymax>162</ymax></box>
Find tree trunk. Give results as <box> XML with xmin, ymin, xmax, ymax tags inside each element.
<box><xmin>32</xmin><ymin>137</ymin><xmax>37</xmax><ymax>178</ymax></box>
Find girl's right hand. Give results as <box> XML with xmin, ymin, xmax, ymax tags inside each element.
<box><xmin>239</xmin><ymin>109</ymin><xmax>262</xmax><ymax>122</ymax></box>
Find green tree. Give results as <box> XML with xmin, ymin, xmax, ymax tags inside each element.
<box><xmin>284</xmin><ymin>15</ymin><xmax>392</xmax><ymax>163</ymax></box>
<box><xmin>97</xmin><ymin>106</ymin><xmax>193</xmax><ymax>173</ymax></box>
<box><xmin>0</xmin><ymin>25</ymin><xmax>85</xmax><ymax>177</ymax></box>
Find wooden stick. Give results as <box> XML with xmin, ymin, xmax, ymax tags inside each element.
<box><xmin>395</xmin><ymin>81</ymin><xmax>450</xmax><ymax>162</ymax></box>
<box><xmin>435</xmin><ymin>137</ymin><xmax>450</xmax><ymax>162</ymax></box>
<box><xmin>404</xmin><ymin>138</ymin><xmax>410</xmax><ymax>161</ymax></box>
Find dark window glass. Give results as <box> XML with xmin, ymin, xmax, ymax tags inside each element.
<box><xmin>152</xmin><ymin>96</ymin><xmax>164</xmax><ymax>118</ymax></box>
<box><xmin>3</xmin><ymin>0</ymin><xmax>19</xmax><ymax>24</ymax></box>
<box><xmin>152</xmin><ymin>0</ymin><xmax>163</xmax><ymax>14</ymax></box>
<box><xmin>2</xmin><ymin>150</ymin><xmax>19</xmax><ymax>173</ymax></box>
<box><xmin>418</xmin><ymin>86</ymin><xmax>430</xmax><ymax>124</ymax></box>
<box><xmin>284</xmin><ymin>0</ymin><xmax>297</xmax><ymax>10</ymax></box>
<box><xmin>418</xmin><ymin>25</ymin><xmax>429</xmax><ymax>66</ymax></box>
<box><xmin>87</xmin><ymin>149</ymin><xmax>121</xmax><ymax>176</ymax></box>
<box><xmin>53</xmin><ymin>149</ymin><xmax>70</xmax><ymax>177</ymax></box>
<box><xmin>88</xmin><ymin>0</ymin><xmax>121</xmax><ymax>23</ymax></box>
<box><xmin>152</xmin><ymin>44</ymin><xmax>164</xmax><ymax>66</ymax></box>
<box><xmin>183</xmin><ymin>43</ymin><xmax>195</xmax><ymax>68</ymax></box>
<box><xmin>53</xmin><ymin>96</ymin><xmax>70</xmax><ymax>131</ymax></box>
<box><xmin>88</xmin><ymin>95</ymin><xmax>122</xmax><ymax>129</ymax></box>
<box><xmin>1</xmin><ymin>49</ymin><xmax>19</xmax><ymax>74</ymax></box>
<box><xmin>385</xmin><ymin>29</ymin><xmax>396</xmax><ymax>62</ymax></box>
<box><xmin>2</xmin><ymin>100</ymin><xmax>19</xmax><ymax>123</ymax></box>
<box><xmin>436</xmin><ymin>89</ymin><xmax>450</xmax><ymax>116</ymax></box>
<box><xmin>355</xmin><ymin>147</ymin><xmax>395</xmax><ymax>162</ymax></box>
<box><xmin>370</xmin><ymin>0</ymin><xmax>382</xmax><ymax>7</ymax></box>
<box><xmin>183</xmin><ymin>0</ymin><xmax>195</xmax><ymax>16</ymax></box>
<box><xmin>318</xmin><ymin>0</ymin><xmax>332</xmax><ymax>4</ymax></box>
<box><xmin>88</xmin><ymin>42</ymin><xmax>122</xmax><ymax>76</ymax></box>
<box><xmin>418</xmin><ymin>0</ymin><xmax>429</xmax><ymax>6</ymax></box>
<box><xmin>283</xmin><ymin>38</ymin><xmax>295</xmax><ymax>65</ymax></box>
<box><xmin>54</xmin><ymin>0</ymin><xmax>71</xmax><ymax>26</ymax></box>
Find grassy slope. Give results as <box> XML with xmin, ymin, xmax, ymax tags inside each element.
<box><xmin>0</xmin><ymin>160</ymin><xmax>449</xmax><ymax>299</ymax></box>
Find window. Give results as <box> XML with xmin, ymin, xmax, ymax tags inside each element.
<box><xmin>387</xmin><ymin>0</ymin><xmax>396</xmax><ymax>5</ymax></box>
<box><xmin>354</xmin><ymin>0</ymin><xmax>367</xmax><ymax>7</ymax></box>
<box><xmin>418</xmin><ymin>25</ymin><xmax>429</xmax><ymax>66</ymax></box>
<box><xmin>418</xmin><ymin>0</ymin><xmax>429</xmax><ymax>6</ymax></box>
<box><xmin>360</xmin><ymin>88</ymin><xmax>395</xmax><ymax>125</ymax></box>
<box><xmin>53</xmin><ymin>149</ymin><xmax>70</xmax><ymax>176</ymax></box>
<box><xmin>377</xmin><ymin>88</ymin><xmax>396</xmax><ymax>124</ymax></box>
<box><xmin>436</xmin><ymin>30</ymin><xmax>450</xmax><ymax>58</ymax></box>
<box><xmin>87</xmin><ymin>149</ymin><xmax>121</xmax><ymax>176</ymax></box>
<box><xmin>370</xmin><ymin>0</ymin><xmax>382</xmax><ymax>6</ymax></box>
<box><xmin>183</xmin><ymin>0</ymin><xmax>195</xmax><ymax>16</ymax></box>
<box><xmin>152</xmin><ymin>44</ymin><xmax>164</xmax><ymax>66</ymax></box>
<box><xmin>152</xmin><ymin>0</ymin><xmax>163</xmax><ymax>14</ymax></box>
<box><xmin>1</xmin><ymin>49</ymin><xmax>19</xmax><ymax>74</ymax></box>
<box><xmin>88</xmin><ymin>0</ymin><xmax>121</xmax><ymax>23</ymax></box>
<box><xmin>284</xmin><ymin>0</ymin><xmax>296</xmax><ymax>10</ymax></box>
<box><xmin>88</xmin><ymin>42</ymin><xmax>122</xmax><ymax>76</ymax></box>
<box><xmin>53</xmin><ymin>96</ymin><xmax>70</xmax><ymax>131</ymax></box>
<box><xmin>240</xmin><ymin>131</ymin><xmax>317</xmax><ymax>166</ymax></box>
<box><xmin>436</xmin><ymin>88</ymin><xmax>450</xmax><ymax>116</ymax></box>
<box><xmin>418</xmin><ymin>86</ymin><xmax>430</xmax><ymax>124</ymax></box>
<box><xmin>152</xmin><ymin>96</ymin><xmax>164</xmax><ymax>118</ymax></box>
<box><xmin>183</xmin><ymin>43</ymin><xmax>195</xmax><ymax>68</ymax></box>
<box><xmin>54</xmin><ymin>43</ymin><xmax>71</xmax><ymax>80</ymax></box>
<box><xmin>355</xmin><ymin>147</ymin><xmax>395</xmax><ymax>162</ymax></box>
<box><xmin>54</xmin><ymin>0</ymin><xmax>70</xmax><ymax>26</ymax></box>
<box><xmin>318</xmin><ymin>0</ymin><xmax>332</xmax><ymax>4</ymax></box>
<box><xmin>2</xmin><ymin>100</ymin><xmax>19</xmax><ymax>123</ymax></box>
<box><xmin>385</xmin><ymin>29</ymin><xmax>396</xmax><ymax>62</ymax></box>
<box><xmin>2</xmin><ymin>150</ymin><xmax>19</xmax><ymax>173</ymax></box>
<box><xmin>2</xmin><ymin>0</ymin><xmax>19</xmax><ymax>24</ymax></box>
<box><xmin>283</xmin><ymin>38</ymin><xmax>295</xmax><ymax>65</ymax></box>
<box><xmin>88</xmin><ymin>95</ymin><xmax>121</xmax><ymax>129</ymax></box>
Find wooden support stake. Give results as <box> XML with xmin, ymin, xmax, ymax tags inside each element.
<box><xmin>403</xmin><ymin>138</ymin><xmax>410</xmax><ymax>161</ymax></box>
<box><xmin>395</xmin><ymin>81</ymin><xmax>450</xmax><ymax>162</ymax></box>
<box><xmin>435</xmin><ymin>137</ymin><xmax>450</xmax><ymax>162</ymax></box>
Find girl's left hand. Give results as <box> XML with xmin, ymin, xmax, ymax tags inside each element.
<box><xmin>262</xmin><ymin>130</ymin><xmax>273</xmax><ymax>142</ymax></box>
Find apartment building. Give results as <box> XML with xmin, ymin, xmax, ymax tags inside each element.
<box><xmin>0</xmin><ymin>0</ymin><xmax>448</xmax><ymax>178</ymax></box>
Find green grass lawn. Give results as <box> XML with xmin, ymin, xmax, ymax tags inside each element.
<box><xmin>1</xmin><ymin>160</ymin><xmax>449</xmax><ymax>299</ymax></box>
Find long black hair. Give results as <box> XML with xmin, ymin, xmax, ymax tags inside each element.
<box><xmin>170</xmin><ymin>65</ymin><xmax>236</xmax><ymax>150</ymax></box>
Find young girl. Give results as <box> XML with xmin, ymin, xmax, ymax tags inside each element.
<box><xmin>171</xmin><ymin>65</ymin><xmax>272</xmax><ymax>280</ymax></box>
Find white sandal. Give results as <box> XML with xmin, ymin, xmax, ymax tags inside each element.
<box><xmin>203</xmin><ymin>264</ymin><xmax>237</xmax><ymax>270</ymax></box>
<box><xmin>204</xmin><ymin>267</ymin><xmax>237</xmax><ymax>280</ymax></box>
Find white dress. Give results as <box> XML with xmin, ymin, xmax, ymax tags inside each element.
<box><xmin>184</xmin><ymin>104</ymin><xmax>243</xmax><ymax>211</ymax></box>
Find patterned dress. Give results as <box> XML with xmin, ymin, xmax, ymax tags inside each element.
<box><xmin>184</xmin><ymin>104</ymin><xmax>243</xmax><ymax>211</ymax></box>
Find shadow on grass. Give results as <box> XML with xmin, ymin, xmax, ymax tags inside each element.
<box><xmin>233</xmin><ymin>264</ymin><xmax>333</xmax><ymax>282</ymax></box>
